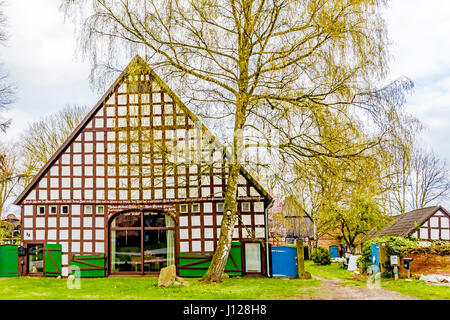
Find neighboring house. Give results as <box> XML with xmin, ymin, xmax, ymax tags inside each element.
<box><xmin>371</xmin><ymin>206</ymin><xmax>450</xmax><ymax>241</ymax></box>
<box><xmin>13</xmin><ymin>56</ymin><xmax>272</xmax><ymax>278</ymax></box>
<box><xmin>268</xmin><ymin>196</ymin><xmax>314</xmax><ymax>248</ymax></box>
<box><xmin>280</xmin><ymin>197</ymin><xmax>314</xmax><ymax>243</ymax></box>
<box><xmin>2</xmin><ymin>214</ymin><xmax>19</xmax><ymax>224</ymax></box>
<box><xmin>0</xmin><ymin>214</ymin><xmax>21</xmax><ymax>242</ymax></box>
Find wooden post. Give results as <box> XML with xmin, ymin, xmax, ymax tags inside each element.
<box><xmin>297</xmin><ymin>239</ymin><xmax>305</xmax><ymax>277</ymax></box>
<box><xmin>296</xmin><ymin>239</ymin><xmax>311</xmax><ymax>279</ymax></box>
<box><xmin>378</xmin><ymin>242</ymin><xmax>387</xmax><ymax>273</ymax></box>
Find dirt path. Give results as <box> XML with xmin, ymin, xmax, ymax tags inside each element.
<box><xmin>310</xmin><ymin>276</ymin><xmax>417</xmax><ymax>300</ymax></box>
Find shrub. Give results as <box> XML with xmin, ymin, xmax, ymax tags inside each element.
<box><xmin>311</xmin><ymin>246</ymin><xmax>331</xmax><ymax>265</ymax></box>
<box><xmin>356</xmin><ymin>236</ymin><xmax>447</xmax><ymax>277</ymax></box>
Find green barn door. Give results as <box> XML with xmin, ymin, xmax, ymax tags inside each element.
<box><xmin>0</xmin><ymin>245</ymin><xmax>18</xmax><ymax>277</ymax></box>
<box><xmin>44</xmin><ymin>244</ymin><xmax>62</xmax><ymax>277</ymax></box>
<box><xmin>178</xmin><ymin>242</ymin><xmax>243</xmax><ymax>277</ymax></box>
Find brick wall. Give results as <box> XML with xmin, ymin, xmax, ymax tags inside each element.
<box><xmin>399</xmin><ymin>253</ymin><xmax>450</xmax><ymax>277</ymax></box>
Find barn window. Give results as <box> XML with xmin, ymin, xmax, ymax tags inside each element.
<box><xmin>50</xmin><ymin>206</ymin><xmax>57</xmax><ymax>215</ymax></box>
<box><xmin>241</xmin><ymin>202</ymin><xmax>251</xmax><ymax>212</ymax></box>
<box><xmin>179</xmin><ymin>204</ymin><xmax>188</xmax><ymax>213</ymax></box>
<box><xmin>110</xmin><ymin>211</ymin><xmax>175</xmax><ymax>274</ymax></box>
<box><xmin>191</xmin><ymin>203</ymin><xmax>200</xmax><ymax>213</ymax></box>
<box><xmin>38</xmin><ymin>206</ymin><xmax>45</xmax><ymax>215</ymax></box>
<box><xmin>61</xmin><ymin>205</ymin><xmax>69</xmax><ymax>214</ymax></box>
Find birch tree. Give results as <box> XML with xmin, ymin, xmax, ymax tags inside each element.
<box><xmin>408</xmin><ymin>147</ymin><xmax>450</xmax><ymax>210</ymax></box>
<box><xmin>61</xmin><ymin>0</ymin><xmax>407</xmax><ymax>282</ymax></box>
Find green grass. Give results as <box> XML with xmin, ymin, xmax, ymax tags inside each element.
<box><xmin>0</xmin><ymin>276</ymin><xmax>321</xmax><ymax>300</ymax></box>
<box><xmin>380</xmin><ymin>279</ymin><xmax>450</xmax><ymax>300</ymax></box>
<box><xmin>305</xmin><ymin>261</ymin><xmax>450</xmax><ymax>300</ymax></box>
<box><xmin>305</xmin><ymin>261</ymin><xmax>354</xmax><ymax>281</ymax></box>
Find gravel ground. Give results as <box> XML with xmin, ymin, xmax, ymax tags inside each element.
<box><xmin>311</xmin><ymin>276</ymin><xmax>417</xmax><ymax>300</ymax></box>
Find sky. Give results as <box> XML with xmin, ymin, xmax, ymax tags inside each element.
<box><xmin>1</xmin><ymin>1</ymin><xmax>450</xmax><ymax>210</ymax></box>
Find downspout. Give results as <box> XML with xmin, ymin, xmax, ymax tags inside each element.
<box><xmin>264</xmin><ymin>199</ymin><xmax>275</xmax><ymax>278</ymax></box>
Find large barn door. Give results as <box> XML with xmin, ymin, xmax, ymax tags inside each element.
<box><xmin>178</xmin><ymin>242</ymin><xmax>242</xmax><ymax>277</ymax></box>
<box><xmin>0</xmin><ymin>245</ymin><xmax>18</xmax><ymax>277</ymax></box>
<box><xmin>44</xmin><ymin>244</ymin><xmax>62</xmax><ymax>277</ymax></box>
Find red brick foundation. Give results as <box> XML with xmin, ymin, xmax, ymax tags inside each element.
<box><xmin>399</xmin><ymin>253</ymin><xmax>450</xmax><ymax>277</ymax></box>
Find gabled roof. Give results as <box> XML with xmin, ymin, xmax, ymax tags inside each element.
<box><xmin>14</xmin><ymin>55</ymin><xmax>272</xmax><ymax>205</ymax></box>
<box><xmin>373</xmin><ymin>206</ymin><xmax>449</xmax><ymax>238</ymax></box>
<box><xmin>269</xmin><ymin>196</ymin><xmax>314</xmax><ymax>238</ymax></box>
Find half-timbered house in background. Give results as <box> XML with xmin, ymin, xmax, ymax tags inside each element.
<box><xmin>371</xmin><ymin>206</ymin><xmax>450</xmax><ymax>241</ymax></box>
<box><xmin>14</xmin><ymin>56</ymin><xmax>272</xmax><ymax>278</ymax></box>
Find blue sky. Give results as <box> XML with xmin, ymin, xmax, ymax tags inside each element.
<box><xmin>1</xmin><ymin>1</ymin><xmax>450</xmax><ymax>207</ymax></box>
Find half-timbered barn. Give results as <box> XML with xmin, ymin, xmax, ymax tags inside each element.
<box><xmin>14</xmin><ymin>56</ymin><xmax>272</xmax><ymax>278</ymax></box>
<box><xmin>372</xmin><ymin>206</ymin><xmax>450</xmax><ymax>241</ymax></box>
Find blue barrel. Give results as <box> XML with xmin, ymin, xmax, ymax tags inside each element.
<box><xmin>271</xmin><ymin>246</ymin><xmax>298</xmax><ymax>277</ymax></box>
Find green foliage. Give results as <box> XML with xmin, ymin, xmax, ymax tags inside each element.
<box><xmin>0</xmin><ymin>220</ymin><xmax>13</xmax><ymax>239</ymax></box>
<box><xmin>311</xmin><ymin>246</ymin><xmax>331</xmax><ymax>265</ymax></box>
<box><xmin>321</xmin><ymin>196</ymin><xmax>389</xmax><ymax>252</ymax></box>
<box><xmin>358</xmin><ymin>236</ymin><xmax>450</xmax><ymax>277</ymax></box>
<box><xmin>357</xmin><ymin>241</ymin><xmax>373</xmax><ymax>272</ymax></box>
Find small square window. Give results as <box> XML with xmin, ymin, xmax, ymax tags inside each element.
<box><xmin>216</xmin><ymin>203</ymin><xmax>224</xmax><ymax>213</ymax></box>
<box><xmin>179</xmin><ymin>204</ymin><xmax>188</xmax><ymax>213</ymax></box>
<box><xmin>97</xmin><ymin>206</ymin><xmax>104</xmax><ymax>214</ymax></box>
<box><xmin>241</xmin><ymin>202</ymin><xmax>251</xmax><ymax>212</ymax></box>
<box><xmin>62</xmin><ymin>205</ymin><xmax>69</xmax><ymax>214</ymax></box>
<box><xmin>38</xmin><ymin>206</ymin><xmax>45</xmax><ymax>215</ymax></box>
<box><xmin>50</xmin><ymin>206</ymin><xmax>57</xmax><ymax>215</ymax></box>
<box><xmin>84</xmin><ymin>205</ymin><xmax>92</xmax><ymax>214</ymax></box>
<box><xmin>191</xmin><ymin>203</ymin><xmax>200</xmax><ymax>213</ymax></box>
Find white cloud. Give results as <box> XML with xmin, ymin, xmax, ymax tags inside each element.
<box><xmin>0</xmin><ymin>0</ymin><xmax>97</xmax><ymax>144</ymax></box>
<box><xmin>384</xmin><ymin>0</ymin><xmax>450</xmax><ymax>81</ymax></box>
<box><xmin>0</xmin><ymin>108</ymin><xmax>35</xmax><ymax>143</ymax></box>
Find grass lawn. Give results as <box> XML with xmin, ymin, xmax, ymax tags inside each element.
<box><xmin>305</xmin><ymin>260</ymin><xmax>450</xmax><ymax>300</ymax></box>
<box><xmin>379</xmin><ymin>279</ymin><xmax>450</xmax><ymax>300</ymax></box>
<box><xmin>305</xmin><ymin>260</ymin><xmax>354</xmax><ymax>281</ymax></box>
<box><xmin>0</xmin><ymin>276</ymin><xmax>321</xmax><ymax>300</ymax></box>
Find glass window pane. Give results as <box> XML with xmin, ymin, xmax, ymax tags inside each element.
<box><xmin>112</xmin><ymin>212</ymin><xmax>141</xmax><ymax>228</ymax></box>
<box><xmin>143</xmin><ymin>212</ymin><xmax>165</xmax><ymax>228</ymax></box>
<box><xmin>245</xmin><ymin>243</ymin><xmax>261</xmax><ymax>272</ymax></box>
<box><xmin>28</xmin><ymin>244</ymin><xmax>44</xmax><ymax>273</ymax></box>
<box><xmin>111</xmin><ymin>229</ymin><xmax>142</xmax><ymax>272</ymax></box>
<box><xmin>143</xmin><ymin>230</ymin><xmax>171</xmax><ymax>272</ymax></box>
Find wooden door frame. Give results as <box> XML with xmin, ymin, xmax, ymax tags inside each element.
<box><xmin>107</xmin><ymin>209</ymin><xmax>177</xmax><ymax>276</ymax></box>
<box><xmin>24</xmin><ymin>242</ymin><xmax>45</xmax><ymax>276</ymax></box>
<box><xmin>241</xmin><ymin>239</ymin><xmax>266</xmax><ymax>277</ymax></box>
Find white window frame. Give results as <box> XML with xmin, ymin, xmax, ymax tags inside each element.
<box><xmin>50</xmin><ymin>205</ymin><xmax>57</xmax><ymax>215</ymax></box>
<box><xmin>84</xmin><ymin>205</ymin><xmax>93</xmax><ymax>214</ymax></box>
<box><xmin>61</xmin><ymin>205</ymin><xmax>69</xmax><ymax>214</ymax></box>
<box><xmin>97</xmin><ymin>205</ymin><xmax>104</xmax><ymax>214</ymax></box>
<box><xmin>38</xmin><ymin>206</ymin><xmax>45</xmax><ymax>215</ymax></box>
<box><xmin>241</xmin><ymin>202</ymin><xmax>251</xmax><ymax>212</ymax></box>
<box><xmin>216</xmin><ymin>203</ymin><xmax>224</xmax><ymax>213</ymax></box>
<box><xmin>179</xmin><ymin>204</ymin><xmax>188</xmax><ymax>213</ymax></box>
<box><xmin>191</xmin><ymin>203</ymin><xmax>200</xmax><ymax>213</ymax></box>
